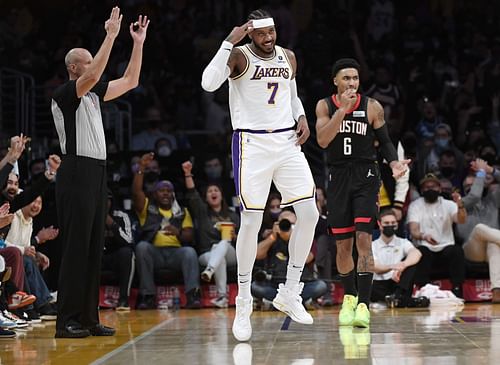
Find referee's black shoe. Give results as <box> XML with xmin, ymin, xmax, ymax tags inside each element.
<box><xmin>88</xmin><ymin>324</ymin><xmax>116</xmax><ymax>336</ymax></box>
<box><xmin>55</xmin><ymin>324</ymin><xmax>90</xmax><ymax>338</ymax></box>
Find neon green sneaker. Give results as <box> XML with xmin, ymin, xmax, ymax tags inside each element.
<box><xmin>352</xmin><ymin>303</ymin><xmax>370</xmax><ymax>328</ymax></box>
<box><xmin>339</xmin><ymin>295</ymin><xmax>358</xmax><ymax>326</ymax></box>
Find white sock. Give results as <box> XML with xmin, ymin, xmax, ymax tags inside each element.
<box><xmin>284</xmin><ymin>200</ymin><xmax>319</xmax><ymax>289</ymax></box>
<box><xmin>236</xmin><ymin>211</ymin><xmax>263</xmax><ymax>299</ymax></box>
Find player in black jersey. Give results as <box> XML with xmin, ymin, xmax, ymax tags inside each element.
<box><xmin>315</xmin><ymin>58</ymin><xmax>410</xmax><ymax>328</ymax></box>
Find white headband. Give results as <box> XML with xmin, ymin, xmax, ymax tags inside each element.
<box><xmin>252</xmin><ymin>18</ymin><xmax>275</xmax><ymax>29</ymax></box>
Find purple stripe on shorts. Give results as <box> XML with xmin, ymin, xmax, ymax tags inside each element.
<box><xmin>231</xmin><ymin>131</ymin><xmax>242</xmax><ymax>206</ymax></box>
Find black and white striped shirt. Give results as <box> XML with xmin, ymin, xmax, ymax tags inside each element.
<box><xmin>51</xmin><ymin>80</ymin><xmax>109</xmax><ymax>160</ymax></box>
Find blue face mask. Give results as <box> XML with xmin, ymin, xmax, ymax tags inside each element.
<box><xmin>435</xmin><ymin>138</ymin><xmax>449</xmax><ymax>149</ymax></box>
<box><xmin>270</xmin><ymin>210</ymin><xmax>281</xmax><ymax>220</ymax></box>
<box><xmin>205</xmin><ymin>166</ymin><xmax>222</xmax><ymax>180</ymax></box>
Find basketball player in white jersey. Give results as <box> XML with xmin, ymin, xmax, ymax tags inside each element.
<box><xmin>201</xmin><ymin>9</ymin><xmax>319</xmax><ymax>341</ymax></box>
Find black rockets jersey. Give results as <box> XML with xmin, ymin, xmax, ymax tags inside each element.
<box><xmin>323</xmin><ymin>94</ymin><xmax>377</xmax><ymax>165</ymax></box>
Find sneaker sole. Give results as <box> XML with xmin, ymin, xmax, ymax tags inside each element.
<box><xmin>352</xmin><ymin>319</ymin><xmax>370</xmax><ymax>328</ymax></box>
<box><xmin>272</xmin><ymin>298</ymin><xmax>313</xmax><ymax>325</ymax></box>
<box><xmin>8</xmin><ymin>298</ymin><xmax>36</xmax><ymax>310</ymax></box>
<box><xmin>0</xmin><ymin>323</ymin><xmax>17</xmax><ymax>329</ymax></box>
<box><xmin>40</xmin><ymin>315</ymin><xmax>57</xmax><ymax>321</ymax></box>
<box><xmin>339</xmin><ymin>319</ymin><xmax>355</xmax><ymax>326</ymax></box>
<box><xmin>232</xmin><ymin>319</ymin><xmax>252</xmax><ymax>342</ymax></box>
<box><xmin>116</xmin><ymin>307</ymin><xmax>131</xmax><ymax>312</ymax></box>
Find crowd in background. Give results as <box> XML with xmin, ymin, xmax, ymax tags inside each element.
<box><xmin>1</xmin><ymin>0</ymin><xmax>500</xmax><ymax>336</ymax></box>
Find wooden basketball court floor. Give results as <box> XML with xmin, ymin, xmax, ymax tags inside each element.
<box><xmin>1</xmin><ymin>304</ymin><xmax>499</xmax><ymax>365</ymax></box>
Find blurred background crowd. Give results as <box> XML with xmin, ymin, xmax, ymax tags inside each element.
<box><xmin>1</xmin><ymin>0</ymin><xmax>500</xmax><ymax>334</ymax></box>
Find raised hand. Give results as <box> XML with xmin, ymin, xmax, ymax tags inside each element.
<box><xmin>7</xmin><ymin>134</ymin><xmax>29</xmax><ymax>164</ymax></box>
<box><xmin>47</xmin><ymin>155</ymin><xmax>62</xmax><ymax>173</ymax></box>
<box><xmin>0</xmin><ymin>202</ymin><xmax>13</xmax><ymax>229</ymax></box>
<box><xmin>130</xmin><ymin>15</ymin><xmax>150</xmax><ymax>44</ymax></box>
<box><xmin>139</xmin><ymin>152</ymin><xmax>155</xmax><ymax>171</ymax></box>
<box><xmin>470</xmin><ymin>158</ymin><xmax>492</xmax><ymax>174</ymax></box>
<box><xmin>182</xmin><ymin>161</ymin><xmax>193</xmax><ymax>176</ymax></box>
<box><xmin>105</xmin><ymin>6</ymin><xmax>123</xmax><ymax>39</ymax></box>
<box><xmin>225</xmin><ymin>21</ymin><xmax>254</xmax><ymax>45</ymax></box>
<box><xmin>0</xmin><ymin>214</ymin><xmax>14</xmax><ymax>229</ymax></box>
<box><xmin>0</xmin><ymin>202</ymin><xmax>10</xmax><ymax>217</ymax></box>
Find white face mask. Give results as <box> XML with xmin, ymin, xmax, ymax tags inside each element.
<box><xmin>158</xmin><ymin>146</ymin><xmax>172</xmax><ymax>157</ymax></box>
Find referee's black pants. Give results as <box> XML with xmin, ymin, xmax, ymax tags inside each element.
<box><xmin>55</xmin><ymin>156</ymin><xmax>107</xmax><ymax>331</ymax></box>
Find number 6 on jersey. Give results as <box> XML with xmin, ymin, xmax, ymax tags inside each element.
<box><xmin>267</xmin><ymin>82</ymin><xmax>279</xmax><ymax>104</ymax></box>
<box><xmin>344</xmin><ymin>137</ymin><xmax>352</xmax><ymax>155</ymax></box>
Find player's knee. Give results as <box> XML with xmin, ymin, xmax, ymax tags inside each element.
<box><xmin>294</xmin><ymin>199</ymin><xmax>319</xmax><ymax>224</ymax></box>
<box><xmin>239</xmin><ymin>211</ymin><xmax>263</xmax><ymax>231</ymax></box>
<box><xmin>336</xmin><ymin>243</ymin><xmax>353</xmax><ymax>257</ymax></box>
<box><xmin>355</xmin><ymin>231</ymin><xmax>371</xmax><ymax>242</ymax></box>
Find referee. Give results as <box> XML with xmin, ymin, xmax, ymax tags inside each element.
<box><xmin>51</xmin><ymin>7</ymin><xmax>149</xmax><ymax>338</ymax></box>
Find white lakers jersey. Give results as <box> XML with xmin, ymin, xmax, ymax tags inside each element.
<box><xmin>228</xmin><ymin>45</ymin><xmax>294</xmax><ymax>130</ymax></box>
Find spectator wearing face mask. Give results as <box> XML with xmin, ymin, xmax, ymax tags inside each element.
<box><xmin>155</xmin><ymin>137</ymin><xmax>173</xmax><ymax>158</ymax></box>
<box><xmin>439</xmin><ymin>177</ymin><xmax>454</xmax><ymax>200</ymax></box>
<box><xmin>414</xmin><ymin>99</ymin><xmax>446</xmax><ymax>143</ymax></box>
<box><xmin>477</xmin><ymin>143</ymin><xmax>498</xmax><ymax>167</ymax></box>
<box><xmin>131</xmin><ymin>154</ymin><xmax>161</xmax><ymax>195</ymax></box>
<box><xmin>407</xmin><ymin>173</ymin><xmax>467</xmax><ymax>298</ymax></box>
<box><xmin>420</xmin><ymin>123</ymin><xmax>464</xmax><ymax>178</ymax></box>
<box><xmin>259</xmin><ymin>192</ymin><xmax>282</xmax><ymax>241</ymax></box>
<box><xmin>456</xmin><ymin>159</ymin><xmax>500</xmax><ymax>303</ymax></box>
<box><xmin>437</xmin><ymin>150</ymin><xmax>464</xmax><ymax>192</ymax></box>
<box><xmin>372</xmin><ymin>209</ymin><xmax>428</xmax><ymax>308</ymax></box>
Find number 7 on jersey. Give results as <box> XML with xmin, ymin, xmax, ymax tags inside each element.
<box><xmin>267</xmin><ymin>82</ymin><xmax>279</xmax><ymax>104</ymax></box>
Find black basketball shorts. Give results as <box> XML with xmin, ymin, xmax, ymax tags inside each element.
<box><xmin>326</xmin><ymin>161</ymin><xmax>381</xmax><ymax>239</ymax></box>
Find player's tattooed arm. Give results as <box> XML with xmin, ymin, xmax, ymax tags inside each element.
<box><xmin>368</xmin><ymin>98</ymin><xmax>386</xmax><ymax>129</ymax></box>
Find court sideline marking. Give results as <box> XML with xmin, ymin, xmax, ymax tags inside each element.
<box><xmin>91</xmin><ymin>317</ymin><xmax>175</xmax><ymax>365</ymax></box>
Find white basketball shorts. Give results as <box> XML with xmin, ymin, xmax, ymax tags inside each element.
<box><xmin>231</xmin><ymin>128</ymin><xmax>316</xmax><ymax>211</ymax></box>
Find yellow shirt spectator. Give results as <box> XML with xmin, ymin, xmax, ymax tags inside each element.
<box><xmin>138</xmin><ymin>197</ymin><xmax>193</xmax><ymax>247</ymax></box>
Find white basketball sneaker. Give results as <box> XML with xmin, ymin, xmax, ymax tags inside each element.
<box><xmin>272</xmin><ymin>283</ymin><xmax>313</xmax><ymax>324</ymax></box>
<box><xmin>232</xmin><ymin>296</ymin><xmax>253</xmax><ymax>341</ymax></box>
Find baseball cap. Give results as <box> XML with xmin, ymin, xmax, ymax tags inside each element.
<box><xmin>419</xmin><ymin>173</ymin><xmax>440</xmax><ymax>187</ymax></box>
